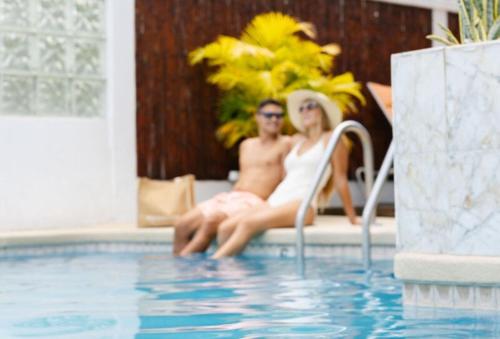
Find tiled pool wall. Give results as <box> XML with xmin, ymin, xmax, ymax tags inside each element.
<box><xmin>244</xmin><ymin>243</ymin><xmax>395</xmax><ymax>259</ymax></box>
<box><xmin>0</xmin><ymin>242</ymin><xmax>395</xmax><ymax>261</ymax></box>
<box><xmin>395</xmin><ymin>252</ymin><xmax>500</xmax><ymax>310</ymax></box>
<box><xmin>404</xmin><ymin>283</ymin><xmax>500</xmax><ymax>311</ymax></box>
<box><xmin>0</xmin><ymin>243</ymin><xmax>169</xmax><ymax>258</ymax></box>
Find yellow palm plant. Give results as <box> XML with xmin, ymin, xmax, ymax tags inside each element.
<box><xmin>189</xmin><ymin>12</ymin><xmax>365</xmax><ymax>148</ymax></box>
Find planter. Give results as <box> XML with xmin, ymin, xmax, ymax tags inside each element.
<box><xmin>391</xmin><ymin>40</ymin><xmax>500</xmax><ymax>309</ymax></box>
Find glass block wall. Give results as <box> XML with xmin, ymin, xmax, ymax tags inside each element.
<box><xmin>0</xmin><ymin>0</ymin><xmax>106</xmax><ymax>117</ymax></box>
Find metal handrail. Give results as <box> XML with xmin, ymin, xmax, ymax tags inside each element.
<box><xmin>360</xmin><ymin>141</ymin><xmax>394</xmax><ymax>270</ymax></box>
<box><xmin>294</xmin><ymin>121</ymin><xmax>374</xmax><ymax>275</ymax></box>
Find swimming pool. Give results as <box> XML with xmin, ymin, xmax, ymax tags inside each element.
<box><xmin>1</xmin><ymin>249</ymin><xmax>499</xmax><ymax>338</ymax></box>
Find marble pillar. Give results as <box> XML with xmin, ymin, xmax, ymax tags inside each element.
<box><xmin>392</xmin><ymin>41</ymin><xmax>500</xmax><ymax>309</ymax></box>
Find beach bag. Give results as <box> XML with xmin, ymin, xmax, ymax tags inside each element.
<box><xmin>138</xmin><ymin>174</ymin><xmax>195</xmax><ymax>227</ymax></box>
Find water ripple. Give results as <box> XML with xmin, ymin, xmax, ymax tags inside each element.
<box><xmin>1</xmin><ymin>252</ymin><xmax>499</xmax><ymax>337</ymax></box>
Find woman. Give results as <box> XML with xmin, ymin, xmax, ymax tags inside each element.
<box><xmin>211</xmin><ymin>90</ymin><xmax>358</xmax><ymax>259</ymax></box>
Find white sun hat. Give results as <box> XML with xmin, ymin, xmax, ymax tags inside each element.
<box><xmin>287</xmin><ymin>89</ymin><xmax>343</xmax><ymax>132</ymax></box>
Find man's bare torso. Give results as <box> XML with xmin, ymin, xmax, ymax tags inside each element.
<box><xmin>233</xmin><ymin>136</ymin><xmax>291</xmax><ymax>200</ymax></box>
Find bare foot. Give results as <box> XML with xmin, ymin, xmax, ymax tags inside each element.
<box><xmin>350</xmin><ymin>217</ymin><xmax>361</xmax><ymax>226</ymax></box>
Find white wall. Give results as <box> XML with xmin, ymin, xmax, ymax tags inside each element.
<box><xmin>0</xmin><ymin>0</ymin><xmax>137</xmax><ymax>231</ymax></box>
<box><xmin>369</xmin><ymin>0</ymin><xmax>457</xmax><ymax>12</ymax></box>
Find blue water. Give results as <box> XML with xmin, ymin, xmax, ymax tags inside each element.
<box><xmin>1</xmin><ymin>251</ymin><xmax>500</xmax><ymax>338</ymax></box>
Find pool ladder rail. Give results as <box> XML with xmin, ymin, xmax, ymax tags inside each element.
<box><xmin>294</xmin><ymin>120</ymin><xmax>394</xmax><ymax>272</ymax></box>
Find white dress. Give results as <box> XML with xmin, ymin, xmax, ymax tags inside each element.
<box><xmin>267</xmin><ymin>139</ymin><xmax>332</xmax><ymax>207</ymax></box>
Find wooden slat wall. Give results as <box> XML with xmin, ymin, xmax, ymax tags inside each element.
<box><xmin>448</xmin><ymin>12</ymin><xmax>460</xmax><ymax>39</ymax></box>
<box><xmin>136</xmin><ymin>0</ymin><xmax>434</xmax><ymax>180</ymax></box>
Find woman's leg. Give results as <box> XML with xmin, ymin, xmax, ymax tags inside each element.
<box><xmin>179</xmin><ymin>211</ymin><xmax>227</xmax><ymax>256</ymax></box>
<box><xmin>212</xmin><ymin>201</ymin><xmax>314</xmax><ymax>259</ymax></box>
<box><xmin>216</xmin><ymin>206</ymin><xmax>268</xmax><ymax>247</ymax></box>
<box><xmin>217</xmin><ymin>214</ymin><xmax>244</xmax><ymax>247</ymax></box>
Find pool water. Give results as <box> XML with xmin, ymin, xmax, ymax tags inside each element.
<box><xmin>1</xmin><ymin>251</ymin><xmax>500</xmax><ymax>338</ymax></box>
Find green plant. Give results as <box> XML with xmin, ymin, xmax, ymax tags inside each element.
<box><xmin>189</xmin><ymin>12</ymin><xmax>365</xmax><ymax>148</ymax></box>
<box><xmin>428</xmin><ymin>0</ymin><xmax>500</xmax><ymax>45</ymax></box>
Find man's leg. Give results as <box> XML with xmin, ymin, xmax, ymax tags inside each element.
<box><xmin>212</xmin><ymin>201</ymin><xmax>314</xmax><ymax>259</ymax></box>
<box><xmin>180</xmin><ymin>211</ymin><xmax>227</xmax><ymax>256</ymax></box>
<box><xmin>173</xmin><ymin>207</ymin><xmax>205</xmax><ymax>255</ymax></box>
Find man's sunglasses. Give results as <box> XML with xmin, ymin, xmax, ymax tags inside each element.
<box><xmin>260</xmin><ymin>111</ymin><xmax>284</xmax><ymax>119</ymax></box>
<box><xmin>299</xmin><ymin>101</ymin><xmax>319</xmax><ymax>113</ymax></box>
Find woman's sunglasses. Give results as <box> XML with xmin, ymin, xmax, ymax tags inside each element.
<box><xmin>260</xmin><ymin>111</ymin><xmax>284</xmax><ymax>119</ymax></box>
<box><xmin>299</xmin><ymin>101</ymin><xmax>319</xmax><ymax>113</ymax></box>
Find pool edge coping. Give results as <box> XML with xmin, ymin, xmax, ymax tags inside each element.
<box><xmin>395</xmin><ymin>252</ymin><xmax>500</xmax><ymax>285</ymax></box>
<box><xmin>0</xmin><ymin>216</ymin><xmax>396</xmax><ymax>248</ymax></box>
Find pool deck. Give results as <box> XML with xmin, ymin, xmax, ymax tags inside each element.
<box><xmin>0</xmin><ymin>216</ymin><xmax>395</xmax><ymax>248</ymax></box>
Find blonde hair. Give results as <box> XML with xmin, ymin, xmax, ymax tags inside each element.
<box><xmin>317</xmin><ymin>136</ymin><xmax>352</xmax><ymax>209</ymax></box>
<box><xmin>305</xmin><ymin>100</ymin><xmax>351</xmax><ymax>209</ymax></box>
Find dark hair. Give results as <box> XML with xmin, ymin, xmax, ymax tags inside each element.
<box><xmin>258</xmin><ymin>99</ymin><xmax>282</xmax><ymax>111</ymax></box>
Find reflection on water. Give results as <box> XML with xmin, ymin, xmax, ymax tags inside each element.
<box><xmin>135</xmin><ymin>254</ymin><xmax>500</xmax><ymax>338</ymax></box>
<box><xmin>0</xmin><ymin>252</ymin><xmax>499</xmax><ymax>338</ymax></box>
<box><xmin>136</xmin><ymin>255</ymin><xmax>353</xmax><ymax>337</ymax></box>
<box><xmin>0</xmin><ymin>254</ymin><xmax>142</xmax><ymax>338</ymax></box>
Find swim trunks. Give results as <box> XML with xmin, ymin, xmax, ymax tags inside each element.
<box><xmin>198</xmin><ymin>191</ymin><xmax>265</xmax><ymax>218</ymax></box>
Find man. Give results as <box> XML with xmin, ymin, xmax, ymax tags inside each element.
<box><xmin>174</xmin><ymin>99</ymin><xmax>291</xmax><ymax>256</ymax></box>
